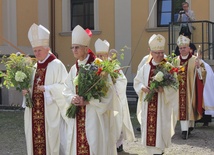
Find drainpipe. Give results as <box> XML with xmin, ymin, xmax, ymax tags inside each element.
<box><xmin>50</xmin><ymin>0</ymin><xmax>58</xmax><ymax>57</ymax></box>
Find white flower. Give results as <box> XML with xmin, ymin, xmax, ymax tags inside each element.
<box><xmin>16</xmin><ymin>52</ymin><xmax>21</xmax><ymax>56</ymax></box>
<box><xmin>15</xmin><ymin>71</ymin><xmax>27</xmax><ymax>82</ymax></box>
<box><xmin>154</xmin><ymin>71</ymin><xmax>164</xmax><ymax>82</ymax></box>
<box><xmin>73</xmin><ymin>75</ymin><xmax>79</xmax><ymax>86</ymax></box>
<box><xmin>174</xmin><ymin>72</ymin><xmax>178</xmax><ymax>78</ymax></box>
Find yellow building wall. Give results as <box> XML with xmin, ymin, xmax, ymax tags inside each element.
<box><xmin>3</xmin><ymin>0</ymin><xmax>209</xmax><ymax>70</ymax></box>
<box><xmin>96</xmin><ymin>0</ymin><xmax>115</xmax><ymax>49</ymax></box>
<box><xmin>131</xmin><ymin>0</ymin><xmax>210</xmax><ymax>73</ymax></box>
<box><xmin>131</xmin><ymin>0</ymin><xmax>148</xmax><ymax>72</ymax></box>
<box><xmin>54</xmin><ymin>0</ymin><xmax>115</xmax><ymax>68</ymax></box>
<box><xmin>192</xmin><ymin>0</ymin><xmax>209</xmax><ymax>21</ymax></box>
<box><xmin>131</xmin><ymin>1</ymin><xmax>169</xmax><ymax>73</ymax></box>
<box><xmin>54</xmin><ymin>0</ymin><xmax>72</xmax><ymax>68</ymax></box>
<box><xmin>17</xmin><ymin>0</ymin><xmax>38</xmax><ymax>47</ymax></box>
<box><xmin>191</xmin><ymin>0</ymin><xmax>210</xmax><ymax>59</ymax></box>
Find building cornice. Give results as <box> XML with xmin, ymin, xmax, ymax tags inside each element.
<box><xmin>59</xmin><ymin>31</ymin><xmax>102</xmax><ymax>37</ymax></box>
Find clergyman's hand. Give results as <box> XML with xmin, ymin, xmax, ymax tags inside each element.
<box><xmin>72</xmin><ymin>95</ymin><xmax>81</xmax><ymax>105</ymax></box>
<box><xmin>37</xmin><ymin>85</ymin><xmax>45</xmax><ymax>92</ymax></box>
<box><xmin>78</xmin><ymin>96</ymin><xmax>89</xmax><ymax>106</ymax></box>
<box><xmin>141</xmin><ymin>86</ymin><xmax>150</xmax><ymax>93</ymax></box>
<box><xmin>157</xmin><ymin>87</ymin><xmax>164</xmax><ymax>93</ymax></box>
<box><xmin>22</xmin><ymin>89</ymin><xmax>28</xmax><ymax>96</ymax></box>
<box><xmin>195</xmin><ymin>58</ymin><xmax>200</xmax><ymax>68</ymax></box>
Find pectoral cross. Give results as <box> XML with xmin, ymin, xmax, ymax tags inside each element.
<box><xmin>36</xmin><ymin>77</ymin><xmax>41</xmax><ymax>85</ymax></box>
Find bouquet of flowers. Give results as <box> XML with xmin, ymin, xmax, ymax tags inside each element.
<box><xmin>166</xmin><ymin>52</ymin><xmax>186</xmax><ymax>82</ymax></box>
<box><xmin>144</xmin><ymin>60</ymin><xmax>180</xmax><ymax>102</ymax></box>
<box><xmin>0</xmin><ymin>53</ymin><xmax>36</xmax><ymax>108</ymax></box>
<box><xmin>166</xmin><ymin>52</ymin><xmax>178</xmax><ymax>66</ymax></box>
<box><xmin>66</xmin><ymin>57</ymin><xmax>122</xmax><ymax>118</ymax></box>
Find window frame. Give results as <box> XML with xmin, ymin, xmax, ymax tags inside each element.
<box><xmin>70</xmin><ymin>0</ymin><xmax>94</xmax><ymax>30</ymax></box>
<box><xmin>157</xmin><ymin>0</ymin><xmax>185</xmax><ymax>27</ymax></box>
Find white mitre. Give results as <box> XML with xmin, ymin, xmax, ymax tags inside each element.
<box><xmin>72</xmin><ymin>25</ymin><xmax>91</xmax><ymax>46</ymax></box>
<box><xmin>28</xmin><ymin>23</ymin><xmax>50</xmax><ymax>48</ymax></box>
<box><xmin>148</xmin><ymin>34</ymin><xmax>165</xmax><ymax>51</ymax></box>
<box><xmin>177</xmin><ymin>35</ymin><xmax>190</xmax><ymax>47</ymax></box>
<box><xmin>95</xmin><ymin>38</ymin><xmax>110</xmax><ymax>55</ymax></box>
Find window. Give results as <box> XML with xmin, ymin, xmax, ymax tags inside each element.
<box><xmin>157</xmin><ymin>0</ymin><xmax>185</xmax><ymax>27</ymax></box>
<box><xmin>71</xmin><ymin>0</ymin><xmax>94</xmax><ymax>30</ymax></box>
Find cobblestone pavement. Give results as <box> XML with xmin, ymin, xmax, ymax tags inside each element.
<box><xmin>1</xmin><ymin>110</ymin><xmax>214</xmax><ymax>155</ymax></box>
<box><xmin>119</xmin><ymin>121</ymin><xmax>214</xmax><ymax>155</ymax></box>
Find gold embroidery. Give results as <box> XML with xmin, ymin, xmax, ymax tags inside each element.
<box><xmin>179</xmin><ymin>61</ymin><xmax>188</xmax><ymax>120</ymax></box>
<box><xmin>32</xmin><ymin>68</ymin><xmax>46</xmax><ymax>155</ymax></box>
<box><xmin>146</xmin><ymin>66</ymin><xmax>158</xmax><ymax>146</ymax></box>
<box><xmin>76</xmin><ymin>106</ymin><xmax>90</xmax><ymax>155</ymax></box>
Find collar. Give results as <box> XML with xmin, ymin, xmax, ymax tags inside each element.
<box><xmin>181</xmin><ymin>54</ymin><xmax>189</xmax><ymax>60</ymax></box>
<box><xmin>152</xmin><ymin>59</ymin><xmax>160</xmax><ymax>66</ymax></box>
<box><xmin>78</xmin><ymin>54</ymin><xmax>90</xmax><ymax>66</ymax></box>
<box><xmin>38</xmin><ymin>53</ymin><xmax>50</xmax><ymax>64</ymax></box>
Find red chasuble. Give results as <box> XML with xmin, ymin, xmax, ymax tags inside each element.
<box><xmin>75</xmin><ymin>51</ymin><xmax>96</xmax><ymax>155</ymax></box>
<box><xmin>196</xmin><ymin>71</ymin><xmax>204</xmax><ymax>116</ymax></box>
<box><xmin>32</xmin><ymin>54</ymin><xmax>56</xmax><ymax>155</ymax></box>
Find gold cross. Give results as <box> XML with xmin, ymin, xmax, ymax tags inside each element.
<box><xmin>157</xmin><ymin>36</ymin><xmax>162</xmax><ymax>42</ymax></box>
<box><xmin>36</xmin><ymin>77</ymin><xmax>41</xmax><ymax>85</ymax></box>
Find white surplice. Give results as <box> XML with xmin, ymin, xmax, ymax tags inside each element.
<box><xmin>202</xmin><ymin>60</ymin><xmax>214</xmax><ymax>116</ymax></box>
<box><xmin>23</xmin><ymin>57</ymin><xmax>69</xmax><ymax>155</ymax></box>
<box><xmin>63</xmin><ymin>56</ymin><xmax>117</xmax><ymax>155</ymax></box>
<box><xmin>114</xmin><ymin>70</ymin><xmax>135</xmax><ymax>147</ymax></box>
<box><xmin>134</xmin><ymin>62</ymin><xmax>179</xmax><ymax>153</ymax></box>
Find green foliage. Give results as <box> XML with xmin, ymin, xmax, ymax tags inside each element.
<box><xmin>100</xmin><ymin>58</ymin><xmax>121</xmax><ymax>83</ymax></box>
<box><xmin>66</xmin><ymin>56</ymin><xmax>125</xmax><ymax>118</ymax></box>
<box><xmin>144</xmin><ymin>61</ymin><xmax>179</xmax><ymax>103</ymax></box>
<box><xmin>0</xmin><ymin>53</ymin><xmax>36</xmax><ymax>91</ymax></box>
<box><xmin>0</xmin><ymin>53</ymin><xmax>36</xmax><ymax>108</ymax></box>
<box><xmin>166</xmin><ymin>51</ymin><xmax>179</xmax><ymax>67</ymax></box>
<box><xmin>78</xmin><ymin>64</ymin><xmax>109</xmax><ymax>101</ymax></box>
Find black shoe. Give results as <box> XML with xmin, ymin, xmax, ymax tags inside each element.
<box><xmin>188</xmin><ymin>127</ymin><xmax>194</xmax><ymax>135</ymax></box>
<box><xmin>189</xmin><ymin>127</ymin><xmax>194</xmax><ymax>132</ymax></box>
<box><xmin>202</xmin><ymin>122</ymin><xmax>209</xmax><ymax>127</ymax></box>
<box><xmin>136</xmin><ymin>127</ymin><xmax>141</xmax><ymax>132</ymax></box>
<box><xmin>117</xmin><ymin>144</ymin><xmax>123</xmax><ymax>152</ymax></box>
<box><xmin>181</xmin><ymin>131</ymin><xmax>188</xmax><ymax>140</ymax></box>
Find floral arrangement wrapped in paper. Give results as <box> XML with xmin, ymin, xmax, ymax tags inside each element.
<box><xmin>144</xmin><ymin>60</ymin><xmax>181</xmax><ymax>103</ymax></box>
<box><xmin>66</xmin><ymin>57</ymin><xmax>123</xmax><ymax>118</ymax></box>
<box><xmin>0</xmin><ymin>53</ymin><xmax>36</xmax><ymax>108</ymax></box>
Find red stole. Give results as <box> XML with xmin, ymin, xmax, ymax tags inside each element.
<box><xmin>196</xmin><ymin>73</ymin><xmax>204</xmax><ymax>116</ymax></box>
<box><xmin>32</xmin><ymin>54</ymin><xmax>56</xmax><ymax>155</ymax></box>
<box><xmin>146</xmin><ymin>59</ymin><xmax>159</xmax><ymax>146</ymax></box>
<box><xmin>75</xmin><ymin>51</ymin><xmax>96</xmax><ymax>155</ymax></box>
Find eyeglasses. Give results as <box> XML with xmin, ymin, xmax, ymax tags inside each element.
<box><xmin>71</xmin><ymin>45</ymin><xmax>86</xmax><ymax>50</ymax></box>
<box><xmin>152</xmin><ymin>51</ymin><xmax>164</xmax><ymax>55</ymax></box>
<box><xmin>71</xmin><ymin>46</ymin><xmax>81</xmax><ymax>50</ymax></box>
<box><xmin>179</xmin><ymin>46</ymin><xmax>187</xmax><ymax>50</ymax></box>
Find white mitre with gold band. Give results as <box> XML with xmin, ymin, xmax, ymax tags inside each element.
<box><xmin>72</xmin><ymin>25</ymin><xmax>91</xmax><ymax>46</ymax></box>
<box><xmin>28</xmin><ymin>23</ymin><xmax>50</xmax><ymax>48</ymax></box>
<box><xmin>95</xmin><ymin>38</ymin><xmax>110</xmax><ymax>55</ymax></box>
<box><xmin>177</xmin><ymin>35</ymin><xmax>190</xmax><ymax>47</ymax></box>
<box><xmin>148</xmin><ymin>34</ymin><xmax>165</xmax><ymax>51</ymax></box>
